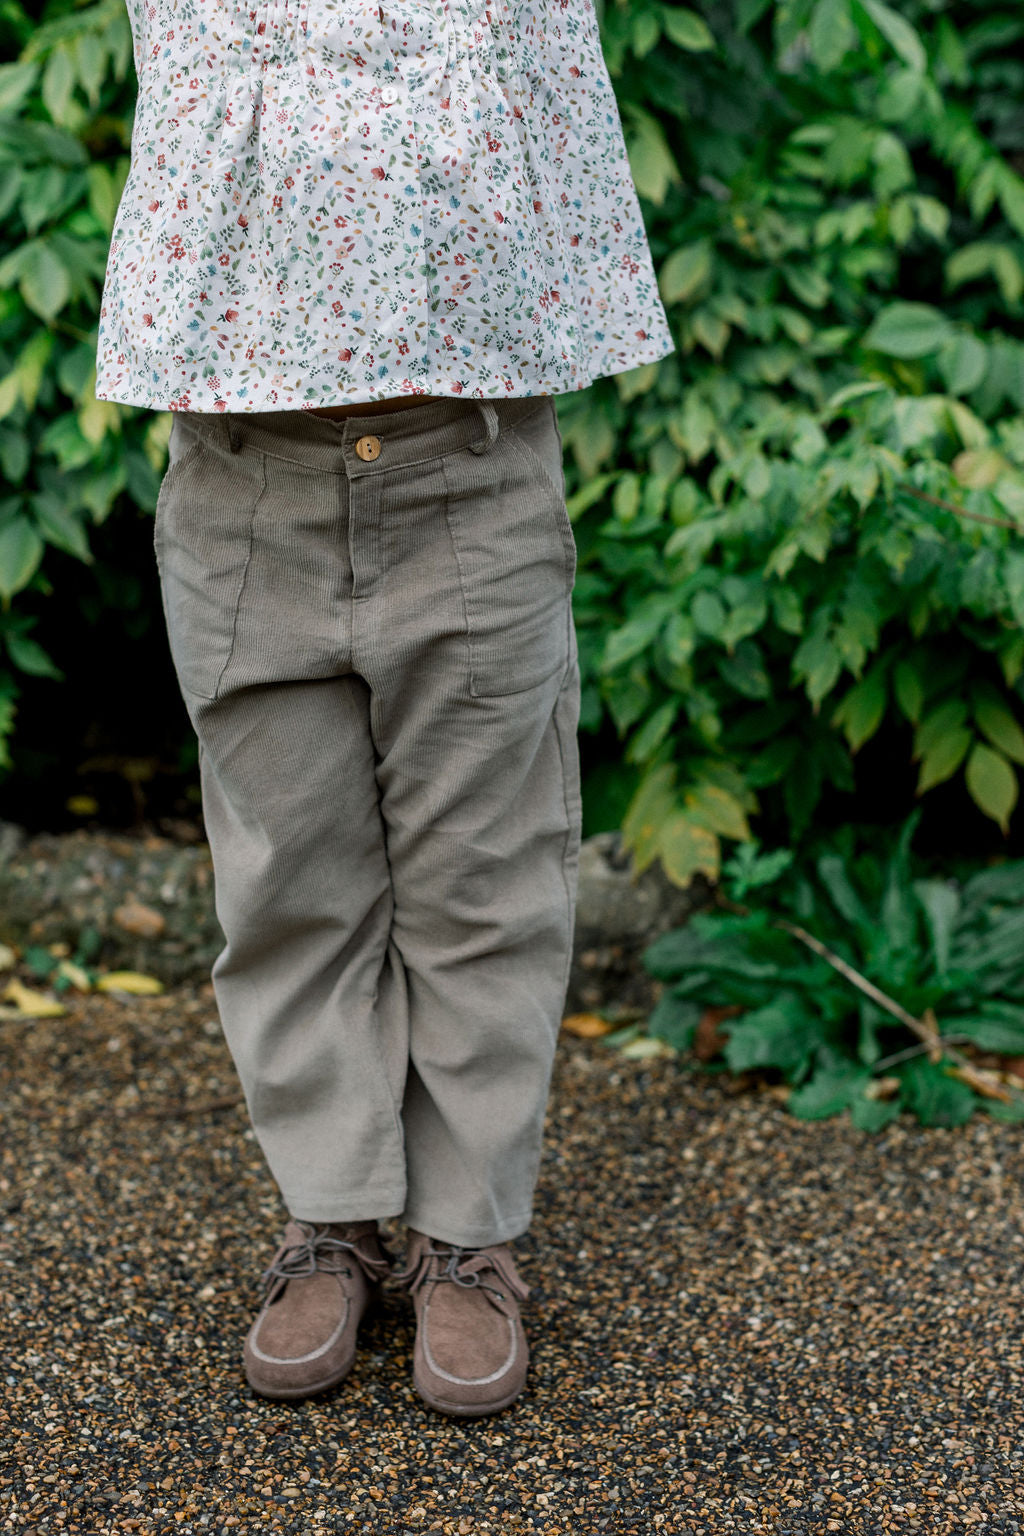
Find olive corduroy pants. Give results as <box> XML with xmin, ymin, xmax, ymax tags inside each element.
<box><xmin>153</xmin><ymin>393</ymin><xmax>582</xmax><ymax>1247</ymax></box>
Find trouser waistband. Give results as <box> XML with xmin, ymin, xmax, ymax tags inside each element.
<box><xmin>171</xmin><ymin>394</ymin><xmax>552</xmax><ymax>477</ymax></box>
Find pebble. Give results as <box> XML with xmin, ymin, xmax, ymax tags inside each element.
<box><xmin>4</xmin><ymin>985</ymin><xmax>1024</xmax><ymax>1531</ymax></box>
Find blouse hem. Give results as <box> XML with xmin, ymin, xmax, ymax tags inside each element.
<box><xmin>93</xmin><ymin>338</ymin><xmax>676</xmax><ymax>415</ymax></box>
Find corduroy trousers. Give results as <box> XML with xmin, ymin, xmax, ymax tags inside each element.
<box><xmin>153</xmin><ymin>394</ymin><xmax>582</xmax><ymax>1247</ymax></box>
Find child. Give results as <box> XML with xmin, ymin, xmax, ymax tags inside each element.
<box><xmin>95</xmin><ymin>0</ymin><xmax>674</xmax><ymax>1416</ymax></box>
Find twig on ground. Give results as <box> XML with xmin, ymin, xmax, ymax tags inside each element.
<box><xmin>773</xmin><ymin>915</ymin><xmax>1020</xmax><ymax>1106</ymax></box>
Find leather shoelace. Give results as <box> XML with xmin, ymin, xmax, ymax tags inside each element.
<box><xmin>260</xmin><ymin>1222</ymin><xmax>393</xmax><ymax>1294</ymax></box>
<box><xmin>396</xmin><ymin>1241</ymin><xmax>530</xmax><ymax>1307</ymax></box>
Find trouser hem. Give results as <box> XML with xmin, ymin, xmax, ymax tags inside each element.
<box><xmin>285</xmin><ymin>1189</ymin><xmax>408</xmax><ymax>1225</ymax></box>
<box><xmin>400</xmin><ymin>1207</ymin><xmax>535</xmax><ymax>1249</ymax></box>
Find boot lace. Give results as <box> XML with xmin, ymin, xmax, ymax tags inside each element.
<box><xmin>396</xmin><ymin>1241</ymin><xmax>529</xmax><ymax>1305</ymax></box>
<box><xmin>260</xmin><ymin>1222</ymin><xmax>393</xmax><ymax>1293</ymax></box>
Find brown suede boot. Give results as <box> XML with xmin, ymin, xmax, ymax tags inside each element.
<box><xmin>397</xmin><ymin>1230</ymin><xmax>531</xmax><ymax>1417</ymax></box>
<box><xmin>243</xmin><ymin>1219</ymin><xmax>393</xmax><ymax>1400</ymax></box>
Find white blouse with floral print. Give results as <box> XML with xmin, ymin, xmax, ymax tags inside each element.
<box><xmin>94</xmin><ymin>0</ymin><xmax>675</xmax><ymax>414</ymax></box>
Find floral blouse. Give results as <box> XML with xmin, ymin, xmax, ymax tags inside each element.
<box><xmin>94</xmin><ymin>0</ymin><xmax>675</xmax><ymax>413</ymax></box>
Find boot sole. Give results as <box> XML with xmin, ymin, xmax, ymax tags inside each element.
<box><xmin>246</xmin><ymin>1354</ymin><xmax>356</xmax><ymax>1402</ymax></box>
<box><xmin>412</xmin><ymin>1372</ymin><xmax>525</xmax><ymax>1418</ymax></box>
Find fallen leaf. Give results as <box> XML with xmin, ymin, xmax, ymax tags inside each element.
<box><xmin>113</xmin><ymin>900</ymin><xmax>166</xmax><ymax>939</ymax></box>
<box><xmin>95</xmin><ymin>971</ymin><xmax>164</xmax><ymax>996</ymax></box>
<box><xmin>3</xmin><ymin>979</ymin><xmax>66</xmax><ymax>1018</ymax></box>
<box><xmin>56</xmin><ymin>958</ymin><xmax>93</xmax><ymax>992</ymax></box>
<box><xmin>619</xmin><ymin>1037</ymin><xmax>676</xmax><ymax>1060</ymax></box>
<box><xmin>561</xmin><ymin>1012</ymin><xmax>615</xmax><ymax>1038</ymax></box>
<box><xmin>693</xmin><ymin>1003</ymin><xmax>743</xmax><ymax>1062</ymax></box>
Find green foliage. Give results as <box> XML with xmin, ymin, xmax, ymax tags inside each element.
<box><xmin>0</xmin><ymin>0</ymin><xmax>168</xmax><ymax>763</ymax></box>
<box><xmin>565</xmin><ymin>0</ymin><xmax>1024</xmax><ymax>882</ymax></box>
<box><xmin>642</xmin><ymin>808</ymin><xmax>1024</xmax><ymax>1128</ymax></box>
<box><xmin>0</xmin><ymin>0</ymin><xmax>1023</xmax><ymax>874</ymax></box>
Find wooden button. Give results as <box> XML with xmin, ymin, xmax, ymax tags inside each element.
<box><xmin>355</xmin><ymin>434</ymin><xmax>382</xmax><ymax>462</ymax></box>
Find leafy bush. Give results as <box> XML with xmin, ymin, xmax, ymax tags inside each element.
<box><xmin>565</xmin><ymin>0</ymin><xmax>1024</xmax><ymax>879</ymax></box>
<box><xmin>0</xmin><ymin>0</ymin><xmax>1023</xmax><ymax>868</ymax></box>
<box><xmin>0</xmin><ymin>0</ymin><xmax>177</xmax><ymax>787</ymax></box>
<box><xmin>638</xmin><ymin>808</ymin><xmax>1024</xmax><ymax>1128</ymax></box>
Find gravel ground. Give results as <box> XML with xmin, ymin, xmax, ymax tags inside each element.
<box><xmin>3</xmin><ymin>984</ymin><xmax>1024</xmax><ymax>1535</ymax></box>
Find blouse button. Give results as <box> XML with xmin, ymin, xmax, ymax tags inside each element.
<box><xmin>354</xmin><ymin>434</ymin><xmax>382</xmax><ymax>462</ymax></box>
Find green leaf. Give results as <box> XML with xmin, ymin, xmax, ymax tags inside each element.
<box><xmin>893</xmin><ymin>659</ymin><xmax>925</xmax><ymax>724</ymax></box>
<box><xmin>850</xmin><ymin>1093</ymin><xmax>904</xmax><ymax>1132</ymax></box>
<box><xmin>626</xmin><ymin>699</ymin><xmax>678</xmax><ymax>763</ymax></box>
<box><xmin>0</xmin><ymin>517</ymin><xmax>44</xmax><ymax>601</ymax></box>
<box><xmin>722</xmin><ymin>992</ymin><xmax>820</xmax><ymax>1074</ymax></box>
<box><xmin>660</xmin><ymin>7</ymin><xmax>715</xmax><ymax>51</ymax></box>
<box><xmin>808</xmin><ymin>0</ymin><xmax>856</xmax><ymax>71</ymax></box>
<box><xmin>912</xmin><ymin>878</ymin><xmax>960</xmax><ymax>976</ymax></box>
<box><xmin>915</xmin><ymin>697</ymin><xmax>968</xmax><ymax>759</ymax></box>
<box><xmin>815</xmin><ymin>853</ymin><xmax>871</xmax><ymax>930</ymax></box>
<box><xmin>974</xmin><ymin>696</ymin><xmax>1024</xmax><ymax>766</ymax></box>
<box><xmin>855</xmin><ymin>0</ymin><xmax>927</xmax><ymax>71</ymax></box>
<box><xmin>788</xmin><ymin>1065</ymin><xmax>872</xmax><ymax>1121</ymax></box>
<box><xmin>4</xmin><ymin>632</ymin><xmax>62</xmax><ymax>680</ymax></box>
<box><xmin>938</xmin><ymin>333</ymin><xmax>988</xmax><ymax>397</ymax></box>
<box><xmin>737</xmin><ymin>0</ymin><xmax>772</xmax><ymax>31</ymax></box>
<box><xmin>631</xmin><ymin>11</ymin><xmax>661</xmax><ymax>58</ymax></box>
<box><xmin>646</xmin><ymin>991</ymin><xmax>702</xmax><ymax>1051</ymax></box>
<box><xmin>916</xmin><ymin>727</ymin><xmax>972</xmax><ymax>795</ymax></box>
<box><xmin>831</xmin><ymin>665</ymin><xmax>888</xmax><ymax>752</ymax></box>
<box><xmin>20</xmin><ymin>242</ymin><xmax>71</xmax><ymax>322</ymax></box>
<box><xmin>863</xmin><ymin>303</ymin><xmax>953</xmax><ymax>359</ymax></box>
<box><xmin>624</xmin><ymin>107</ymin><xmax>681</xmax><ymax>205</ymax></box>
<box><xmin>901</xmin><ymin>1059</ymin><xmax>976</xmax><ymax>1128</ymax></box>
<box><xmin>965</xmin><ymin>742</ymin><xmax>1019</xmax><ymax>834</ymax></box>
<box><xmin>946</xmin><ymin>1003</ymin><xmax>1024</xmax><ymax>1056</ymax></box>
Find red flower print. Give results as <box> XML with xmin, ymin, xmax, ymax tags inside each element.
<box><xmin>371</xmin><ymin>167</ymin><xmax>386</xmax><ymax>181</ymax></box>
<box><xmin>451</xmin><ymin>381</ymin><xmax>464</xmax><ymax>393</ymax></box>
<box><xmin>143</xmin><ymin>313</ymin><xmax>153</xmax><ymax>327</ymax></box>
<box><xmin>214</xmin><ymin>400</ymin><xmax>227</xmax><ymax>411</ymax></box>
<box><xmin>224</xmin><ymin>309</ymin><xmax>238</xmax><ymax>322</ymax></box>
<box><xmin>238</xmin><ymin>213</ymin><xmax>248</xmax><ymax>227</ymax></box>
<box><xmin>339</xmin><ymin>348</ymin><xmax>352</xmax><ymax>362</ymax></box>
<box><xmin>148</xmin><ymin>201</ymin><xmax>159</xmax><ymax>212</ymax></box>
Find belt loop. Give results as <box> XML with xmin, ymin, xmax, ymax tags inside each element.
<box><xmin>225</xmin><ymin>416</ymin><xmax>240</xmax><ymax>453</ymax></box>
<box><xmin>470</xmin><ymin>401</ymin><xmax>499</xmax><ymax>454</ymax></box>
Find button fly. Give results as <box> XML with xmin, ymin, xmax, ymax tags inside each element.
<box><xmin>355</xmin><ymin>434</ymin><xmax>382</xmax><ymax>462</ymax></box>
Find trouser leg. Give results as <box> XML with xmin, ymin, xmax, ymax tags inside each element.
<box><xmin>378</xmin><ymin>647</ymin><xmax>582</xmax><ymax>1248</ymax></box>
<box><xmin>194</xmin><ymin>677</ymin><xmax>409</xmax><ymax>1222</ymax></box>
<box><xmin>354</xmin><ymin>400</ymin><xmax>583</xmax><ymax>1247</ymax></box>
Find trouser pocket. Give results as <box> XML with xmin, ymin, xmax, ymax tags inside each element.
<box><xmin>441</xmin><ymin>399</ymin><xmax>575</xmax><ymax>699</ymax></box>
<box><xmin>153</xmin><ymin>421</ymin><xmax>266</xmax><ymax>703</ymax></box>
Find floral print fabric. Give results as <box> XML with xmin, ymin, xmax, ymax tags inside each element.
<box><xmin>95</xmin><ymin>0</ymin><xmax>675</xmax><ymax>413</ymax></box>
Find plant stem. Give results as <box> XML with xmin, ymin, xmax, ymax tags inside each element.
<box><xmin>773</xmin><ymin>915</ymin><xmax>1020</xmax><ymax>1107</ymax></box>
<box><xmin>898</xmin><ymin>483</ymin><xmax>1021</xmax><ymax>533</ymax></box>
